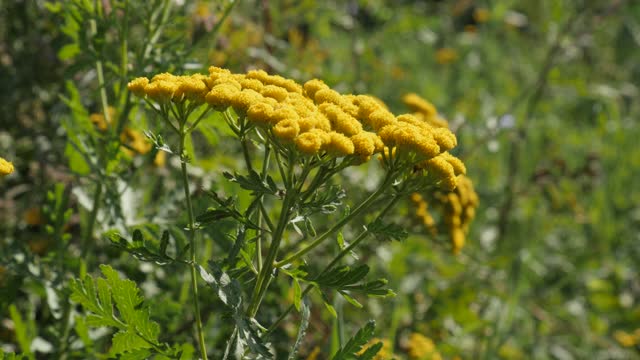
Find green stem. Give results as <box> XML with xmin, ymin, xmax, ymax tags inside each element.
<box><xmin>265</xmin><ymin>190</ymin><xmax>402</xmax><ymax>335</ymax></box>
<box><xmin>256</xmin><ymin>144</ymin><xmax>272</xmax><ymax>271</ymax></box>
<box><xmin>178</xmin><ymin>131</ymin><xmax>208</xmax><ymax>360</ymax></box>
<box><xmin>81</xmin><ymin>182</ymin><xmax>103</xmax><ymax>260</ymax></box>
<box><xmin>247</xmin><ymin>187</ymin><xmax>296</xmax><ymax>317</ymax></box>
<box><xmin>275</xmin><ymin>169</ymin><xmax>396</xmax><ymax>267</ymax></box>
<box><xmin>143</xmin><ymin>0</ymin><xmax>172</xmax><ymax>60</ymax></box>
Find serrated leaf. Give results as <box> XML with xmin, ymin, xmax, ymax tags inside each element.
<box><xmin>357</xmin><ymin>341</ymin><xmax>383</xmax><ymax>360</ymax></box>
<box><xmin>235</xmin><ymin>315</ymin><xmax>273</xmax><ymax>359</ymax></box>
<box><xmin>116</xmin><ymin>348</ymin><xmax>152</xmax><ymax>360</ymax></box>
<box><xmin>200</xmin><ymin>262</ymin><xmax>242</xmax><ymax>309</ymax></box>
<box><xmin>367</xmin><ymin>219</ymin><xmax>408</xmax><ymax>242</ymax></box>
<box><xmin>96</xmin><ymin>278</ymin><xmax>113</xmax><ymax>319</ymax></box>
<box><xmin>70</xmin><ymin>265</ymin><xmax>164</xmax><ymax>357</ymax></box>
<box><xmin>288</xmin><ymin>296</ymin><xmax>311</xmax><ymax>360</ymax></box>
<box><xmin>101</xmin><ymin>265</ymin><xmax>143</xmax><ymax>324</ymax></box>
<box><xmin>196</xmin><ymin>208</ymin><xmax>234</xmax><ymax>224</ymax></box>
<box><xmin>223</xmin><ymin>170</ymin><xmax>278</xmax><ymax>196</ymax></box>
<box><xmin>331</xmin><ymin>320</ymin><xmax>378</xmax><ymax>360</ymax></box>
<box><xmin>110</xmin><ymin>330</ymin><xmax>152</xmax><ymax>355</ymax></box>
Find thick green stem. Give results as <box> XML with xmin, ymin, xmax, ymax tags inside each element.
<box><xmin>179</xmin><ymin>132</ymin><xmax>208</xmax><ymax>360</ymax></box>
<box><xmin>247</xmin><ymin>188</ymin><xmax>296</xmax><ymax>317</ymax></box>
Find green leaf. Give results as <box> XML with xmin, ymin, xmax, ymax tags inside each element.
<box><xmin>108</xmin><ymin>229</ymin><xmax>178</xmax><ymax>265</ymax></box>
<box><xmin>367</xmin><ymin>219</ymin><xmax>408</xmax><ymax>242</ymax></box>
<box><xmin>100</xmin><ymin>264</ymin><xmax>143</xmax><ymax>324</ymax></box>
<box><xmin>338</xmin><ymin>291</ymin><xmax>363</xmax><ymax>308</ymax></box>
<box><xmin>293</xmin><ymin>279</ymin><xmax>302</xmax><ymax>311</ymax></box>
<box><xmin>223</xmin><ymin>170</ymin><xmax>279</xmax><ymax>196</ymax></box>
<box><xmin>110</xmin><ymin>330</ymin><xmax>152</xmax><ymax>355</ymax></box>
<box><xmin>58</xmin><ymin>43</ymin><xmax>80</xmax><ymax>60</ymax></box>
<box><xmin>287</xmin><ymin>297</ymin><xmax>311</xmax><ymax>360</ymax></box>
<box><xmin>73</xmin><ymin>316</ymin><xmax>93</xmax><ymax>349</ymax></box>
<box><xmin>235</xmin><ymin>315</ymin><xmax>273</xmax><ymax>359</ymax></box>
<box><xmin>300</xmin><ymin>185</ymin><xmax>346</xmax><ymax>216</ymax></box>
<box><xmin>200</xmin><ymin>262</ymin><xmax>242</xmax><ymax>309</ymax></box>
<box><xmin>9</xmin><ymin>305</ymin><xmax>33</xmax><ymax>356</ymax></box>
<box><xmin>69</xmin><ymin>265</ymin><xmax>165</xmax><ymax>357</ymax></box>
<box><xmin>331</xmin><ymin>321</ymin><xmax>380</xmax><ymax>360</ymax></box>
<box><xmin>357</xmin><ymin>341</ymin><xmax>383</xmax><ymax>360</ymax></box>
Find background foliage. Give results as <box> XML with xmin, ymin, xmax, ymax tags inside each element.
<box><xmin>1</xmin><ymin>0</ymin><xmax>639</xmax><ymax>359</ymax></box>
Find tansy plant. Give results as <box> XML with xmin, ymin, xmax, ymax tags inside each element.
<box><xmin>72</xmin><ymin>66</ymin><xmax>470</xmax><ymax>359</ymax></box>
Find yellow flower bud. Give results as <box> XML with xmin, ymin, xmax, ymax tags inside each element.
<box><xmin>261</xmin><ymin>85</ymin><xmax>289</xmax><ymax>102</ymax></box>
<box><xmin>325</xmin><ymin>132</ymin><xmax>355</xmax><ymax>156</ymax></box>
<box><xmin>127</xmin><ymin>77</ymin><xmax>149</xmax><ymax>97</ymax></box>
<box><xmin>303</xmin><ymin>78</ymin><xmax>328</xmax><ymax>98</ymax></box>
<box><xmin>273</xmin><ymin>119</ymin><xmax>300</xmax><ymax>141</ymax></box>
<box><xmin>295</xmin><ymin>132</ymin><xmax>323</xmax><ymax>154</ymax></box>
<box><xmin>0</xmin><ymin>157</ymin><xmax>14</xmax><ymax>176</ymax></box>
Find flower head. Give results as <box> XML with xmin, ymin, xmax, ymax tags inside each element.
<box><xmin>0</xmin><ymin>157</ymin><xmax>14</xmax><ymax>177</ymax></box>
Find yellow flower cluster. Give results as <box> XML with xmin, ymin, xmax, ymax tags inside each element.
<box><xmin>614</xmin><ymin>329</ymin><xmax>640</xmax><ymax>347</ymax></box>
<box><xmin>0</xmin><ymin>157</ymin><xmax>14</xmax><ymax>176</ymax></box>
<box><xmin>436</xmin><ymin>175</ymin><xmax>478</xmax><ymax>254</ymax></box>
<box><xmin>406</xmin><ymin>333</ymin><xmax>442</xmax><ymax>360</ymax></box>
<box><xmin>435</xmin><ymin>48</ymin><xmax>459</xmax><ymax>65</ymax></box>
<box><xmin>411</xmin><ymin>175</ymin><xmax>478</xmax><ymax>254</ymax></box>
<box><xmin>410</xmin><ymin>193</ymin><xmax>436</xmax><ymax>235</ymax></box>
<box><xmin>402</xmin><ymin>93</ymin><xmax>449</xmax><ymax>129</ymax></box>
<box><xmin>128</xmin><ymin>67</ymin><xmax>460</xmax><ymax>162</ymax></box>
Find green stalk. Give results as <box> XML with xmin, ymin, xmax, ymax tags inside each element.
<box><xmin>275</xmin><ymin>169</ymin><xmax>396</xmax><ymax>267</ymax></box>
<box><xmin>81</xmin><ymin>182</ymin><xmax>103</xmax><ymax>260</ymax></box>
<box><xmin>178</xmin><ymin>130</ymin><xmax>208</xmax><ymax>360</ymax></box>
<box><xmin>265</xmin><ymin>192</ymin><xmax>402</xmax><ymax>335</ymax></box>
<box><xmin>247</xmin><ymin>187</ymin><xmax>296</xmax><ymax>317</ymax></box>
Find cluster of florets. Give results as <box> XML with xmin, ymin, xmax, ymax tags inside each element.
<box><xmin>410</xmin><ymin>175</ymin><xmax>478</xmax><ymax>254</ymax></box>
<box><xmin>410</xmin><ymin>193</ymin><xmax>436</xmax><ymax>236</ymax></box>
<box><xmin>402</xmin><ymin>93</ymin><xmax>449</xmax><ymax>129</ymax></box>
<box><xmin>128</xmin><ymin>67</ymin><xmax>460</xmax><ymax>166</ymax></box>
<box><xmin>405</xmin><ymin>333</ymin><xmax>443</xmax><ymax>360</ymax></box>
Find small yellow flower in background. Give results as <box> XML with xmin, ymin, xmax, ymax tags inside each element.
<box><xmin>412</xmin><ymin>175</ymin><xmax>478</xmax><ymax>254</ymax></box>
<box><xmin>474</xmin><ymin>8</ymin><xmax>491</xmax><ymax>23</ymax></box>
<box><xmin>435</xmin><ymin>48</ymin><xmax>459</xmax><ymax>65</ymax></box>
<box><xmin>498</xmin><ymin>342</ymin><xmax>524</xmax><ymax>360</ymax></box>
<box><xmin>24</xmin><ymin>207</ymin><xmax>43</xmax><ymax>226</ymax></box>
<box><xmin>614</xmin><ymin>329</ymin><xmax>640</xmax><ymax>347</ymax></box>
<box><xmin>90</xmin><ymin>106</ymin><xmax>117</xmax><ymax>131</ymax></box>
<box><xmin>121</xmin><ymin>128</ymin><xmax>152</xmax><ymax>156</ymax></box>
<box><xmin>305</xmin><ymin>346</ymin><xmax>321</xmax><ymax>360</ymax></box>
<box><xmin>153</xmin><ymin>151</ymin><xmax>166</xmax><ymax>167</ymax></box>
<box><xmin>410</xmin><ymin>193</ymin><xmax>436</xmax><ymax>235</ymax></box>
<box><xmin>0</xmin><ymin>157</ymin><xmax>14</xmax><ymax>177</ymax></box>
<box><xmin>358</xmin><ymin>338</ymin><xmax>395</xmax><ymax>360</ymax></box>
<box><xmin>406</xmin><ymin>333</ymin><xmax>442</xmax><ymax>360</ymax></box>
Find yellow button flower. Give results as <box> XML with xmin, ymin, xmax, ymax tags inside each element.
<box><xmin>0</xmin><ymin>157</ymin><xmax>14</xmax><ymax>177</ymax></box>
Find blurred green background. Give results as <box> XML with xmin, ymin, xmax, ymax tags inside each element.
<box><xmin>1</xmin><ymin>0</ymin><xmax>639</xmax><ymax>359</ymax></box>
